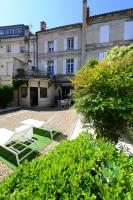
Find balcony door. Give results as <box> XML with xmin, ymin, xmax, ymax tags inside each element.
<box><xmin>30</xmin><ymin>87</ymin><xmax>38</xmax><ymax>106</ymax></box>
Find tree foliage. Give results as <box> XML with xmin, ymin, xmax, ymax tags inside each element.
<box><xmin>73</xmin><ymin>46</ymin><xmax>133</xmax><ymax>141</ymax></box>
<box><xmin>0</xmin><ymin>134</ymin><xmax>133</xmax><ymax>199</ymax></box>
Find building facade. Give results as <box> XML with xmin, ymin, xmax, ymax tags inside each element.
<box><xmin>0</xmin><ymin>0</ymin><xmax>133</xmax><ymax>107</ymax></box>
<box><xmin>0</xmin><ymin>24</ymin><xmax>36</xmax><ymax>85</ymax></box>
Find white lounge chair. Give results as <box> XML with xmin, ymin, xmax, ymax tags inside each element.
<box><xmin>0</xmin><ymin>125</ymin><xmax>35</xmax><ymax>166</ymax></box>
<box><xmin>21</xmin><ymin>119</ymin><xmax>44</xmax><ymax>128</ymax></box>
<box><xmin>21</xmin><ymin>118</ymin><xmax>61</xmax><ymax>140</ymax></box>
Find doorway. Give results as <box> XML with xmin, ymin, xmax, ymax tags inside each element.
<box><xmin>30</xmin><ymin>87</ymin><xmax>38</xmax><ymax>106</ymax></box>
<box><xmin>62</xmin><ymin>86</ymin><xmax>73</xmax><ymax>99</ymax></box>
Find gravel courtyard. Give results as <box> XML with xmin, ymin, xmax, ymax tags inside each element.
<box><xmin>0</xmin><ymin>107</ymin><xmax>78</xmax><ymax>182</ymax></box>
<box><xmin>0</xmin><ymin>107</ymin><xmax>78</xmax><ymax>136</ymax></box>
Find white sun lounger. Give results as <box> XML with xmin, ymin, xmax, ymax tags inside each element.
<box><xmin>0</xmin><ymin>125</ymin><xmax>35</xmax><ymax>166</ymax></box>
<box><xmin>21</xmin><ymin>119</ymin><xmax>44</xmax><ymax>128</ymax></box>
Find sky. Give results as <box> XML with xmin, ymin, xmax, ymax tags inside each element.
<box><xmin>0</xmin><ymin>0</ymin><xmax>133</xmax><ymax>33</ymax></box>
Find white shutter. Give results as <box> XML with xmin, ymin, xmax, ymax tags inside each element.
<box><xmin>38</xmin><ymin>60</ymin><xmax>43</xmax><ymax>70</ymax></box>
<box><xmin>74</xmin><ymin>36</ymin><xmax>78</xmax><ymax>49</ymax></box>
<box><xmin>124</xmin><ymin>21</ymin><xmax>133</xmax><ymax>40</ymax></box>
<box><xmin>63</xmin><ymin>60</ymin><xmax>66</xmax><ymax>74</ymax></box>
<box><xmin>100</xmin><ymin>25</ymin><xmax>110</xmax><ymax>43</ymax></box>
<box><xmin>74</xmin><ymin>58</ymin><xmax>78</xmax><ymax>73</ymax></box>
<box><xmin>44</xmin><ymin>41</ymin><xmax>48</xmax><ymax>53</ymax></box>
<box><xmin>54</xmin><ymin>60</ymin><xmax>57</xmax><ymax>75</ymax></box>
<box><xmin>44</xmin><ymin>60</ymin><xmax>47</xmax><ymax>73</ymax></box>
<box><xmin>64</xmin><ymin>38</ymin><xmax>67</xmax><ymax>51</ymax></box>
<box><xmin>54</xmin><ymin>40</ymin><xmax>57</xmax><ymax>52</ymax></box>
<box><xmin>7</xmin><ymin>62</ymin><xmax>13</xmax><ymax>76</ymax></box>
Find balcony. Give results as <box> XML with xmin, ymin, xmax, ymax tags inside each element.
<box><xmin>13</xmin><ymin>68</ymin><xmax>50</xmax><ymax>80</ymax></box>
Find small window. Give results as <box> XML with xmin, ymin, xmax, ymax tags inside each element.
<box><xmin>100</xmin><ymin>25</ymin><xmax>110</xmax><ymax>43</ymax></box>
<box><xmin>40</xmin><ymin>87</ymin><xmax>47</xmax><ymax>98</ymax></box>
<box><xmin>67</xmin><ymin>37</ymin><xmax>74</xmax><ymax>50</ymax></box>
<box><xmin>66</xmin><ymin>59</ymin><xmax>74</xmax><ymax>74</ymax></box>
<box><xmin>20</xmin><ymin>46</ymin><xmax>25</xmax><ymax>53</ymax></box>
<box><xmin>48</xmin><ymin>41</ymin><xmax>54</xmax><ymax>53</ymax></box>
<box><xmin>21</xmin><ymin>87</ymin><xmax>27</xmax><ymax>98</ymax></box>
<box><xmin>6</xmin><ymin>45</ymin><xmax>11</xmax><ymax>53</ymax></box>
<box><xmin>99</xmin><ymin>52</ymin><xmax>107</xmax><ymax>60</ymax></box>
<box><xmin>0</xmin><ymin>29</ymin><xmax>4</xmax><ymax>36</ymax></box>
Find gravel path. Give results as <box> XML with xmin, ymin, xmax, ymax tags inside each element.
<box><xmin>0</xmin><ymin>107</ymin><xmax>78</xmax><ymax>136</ymax></box>
<box><xmin>0</xmin><ymin>107</ymin><xmax>78</xmax><ymax>182</ymax></box>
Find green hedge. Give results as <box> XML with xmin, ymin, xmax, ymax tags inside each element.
<box><xmin>0</xmin><ymin>84</ymin><xmax>14</xmax><ymax>108</ymax></box>
<box><xmin>0</xmin><ymin>134</ymin><xmax>133</xmax><ymax>199</ymax></box>
<box><xmin>33</xmin><ymin>127</ymin><xmax>61</xmax><ymax>140</ymax></box>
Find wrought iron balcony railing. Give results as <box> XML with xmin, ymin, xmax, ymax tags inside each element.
<box><xmin>13</xmin><ymin>68</ymin><xmax>50</xmax><ymax>79</ymax></box>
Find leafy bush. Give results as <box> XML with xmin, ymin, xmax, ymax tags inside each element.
<box><xmin>73</xmin><ymin>46</ymin><xmax>133</xmax><ymax>141</ymax></box>
<box><xmin>0</xmin><ymin>134</ymin><xmax>133</xmax><ymax>199</ymax></box>
<box><xmin>0</xmin><ymin>84</ymin><xmax>14</xmax><ymax>108</ymax></box>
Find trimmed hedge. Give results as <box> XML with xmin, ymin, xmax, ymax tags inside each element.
<box><xmin>33</xmin><ymin>127</ymin><xmax>61</xmax><ymax>140</ymax></box>
<box><xmin>0</xmin><ymin>134</ymin><xmax>133</xmax><ymax>199</ymax></box>
<box><xmin>0</xmin><ymin>84</ymin><xmax>14</xmax><ymax>108</ymax></box>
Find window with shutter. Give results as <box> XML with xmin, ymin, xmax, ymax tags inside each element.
<box><xmin>124</xmin><ymin>21</ymin><xmax>133</xmax><ymax>40</ymax></box>
<box><xmin>100</xmin><ymin>25</ymin><xmax>110</xmax><ymax>43</ymax></box>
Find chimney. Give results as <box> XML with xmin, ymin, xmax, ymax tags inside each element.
<box><xmin>87</xmin><ymin>6</ymin><xmax>90</xmax><ymax>20</ymax></box>
<box><xmin>25</xmin><ymin>26</ymin><xmax>30</xmax><ymax>37</ymax></box>
<box><xmin>40</xmin><ymin>21</ymin><xmax>47</xmax><ymax>31</ymax></box>
<box><xmin>83</xmin><ymin>0</ymin><xmax>88</xmax><ymax>26</ymax></box>
<box><xmin>82</xmin><ymin>0</ymin><xmax>88</xmax><ymax>65</ymax></box>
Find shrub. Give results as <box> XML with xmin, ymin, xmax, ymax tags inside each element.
<box><xmin>0</xmin><ymin>134</ymin><xmax>133</xmax><ymax>199</ymax></box>
<box><xmin>73</xmin><ymin>46</ymin><xmax>133</xmax><ymax>141</ymax></box>
<box><xmin>0</xmin><ymin>84</ymin><xmax>14</xmax><ymax>108</ymax></box>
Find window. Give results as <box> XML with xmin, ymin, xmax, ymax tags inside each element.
<box><xmin>40</xmin><ymin>88</ymin><xmax>47</xmax><ymax>98</ymax></box>
<box><xmin>99</xmin><ymin>52</ymin><xmax>106</xmax><ymax>60</ymax></box>
<box><xmin>124</xmin><ymin>21</ymin><xmax>133</xmax><ymax>40</ymax></box>
<box><xmin>18</xmin><ymin>28</ymin><xmax>22</xmax><ymax>34</ymax></box>
<box><xmin>100</xmin><ymin>25</ymin><xmax>110</xmax><ymax>43</ymax></box>
<box><xmin>47</xmin><ymin>60</ymin><xmax>54</xmax><ymax>75</ymax></box>
<box><xmin>66</xmin><ymin>59</ymin><xmax>74</xmax><ymax>74</ymax></box>
<box><xmin>21</xmin><ymin>87</ymin><xmax>27</xmax><ymax>98</ymax></box>
<box><xmin>48</xmin><ymin>41</ymin><xmax>54</xmax><ymax>52</ymax></box>
<box><xmin>6</xmin><ymin>45</ymin><xmax>11</xmax><ymax>53</ymax></box>
<box><xmin>67</xmin><ymin>37</ymin><xmax>74</xmax><ymax>50</ymax></box>
<box><xmin>20</xmin><ymin>46</ymin><xmax>25</xmax><ymax>53</ymax></box>
<box><xmin>0</xmin><ymin>29</ymin><xmax>4</xmax><ymax>36</ymax></box>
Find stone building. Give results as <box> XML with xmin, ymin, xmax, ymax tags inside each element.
<box><xmin>0</xmin><ymin>0</ymin><xmax>133</xmax><ymax>107</ymax></box>
<box><xmin>0</xmin><ymin>24</ymin><xmax>35</xmax><ymax>85</ymax></box>
<box><xmin>35</xmin><ymin>1</ymin><xmax>133</xmax><ymax>103</ymax></box>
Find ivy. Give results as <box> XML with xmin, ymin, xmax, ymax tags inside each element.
<box><xmin>0</xmin><ymin>80</ymin><xmax>28</xmax><ymax>108</ymax></box>
<box><xmin>12</xmin><ymin>80</ymin><xmax>28</xmax><ymax>90</ymax></box>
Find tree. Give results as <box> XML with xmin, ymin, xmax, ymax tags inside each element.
<box><xmin>73</xmin><ymin>46</ymin><xmax>133</xmax><ymax>141</ymax></box>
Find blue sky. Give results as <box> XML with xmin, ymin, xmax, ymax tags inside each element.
<box><xmin>0</xmin><ymin>0</ymin><xmax>133</xmax><ymax>33</ymax></box>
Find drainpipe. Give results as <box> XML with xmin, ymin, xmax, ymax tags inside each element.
<box><xmin>17</xmin><ymin>88</ymin><xmax>20</xmax><ymax>106</ymax></box>
<box><xmin>36</xmin><ymin>33</ymin><xmax>38</xmax><ymax>70</ymax></box>
<box><xmin>33</xmin><ymin>39</ymin><xmax>36</xmax><ymax>67</ymax></box>
<box><xmin>82</xmin><ymin>0</ymin><xmax>88</xmax><ymax>65</ymax></box>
